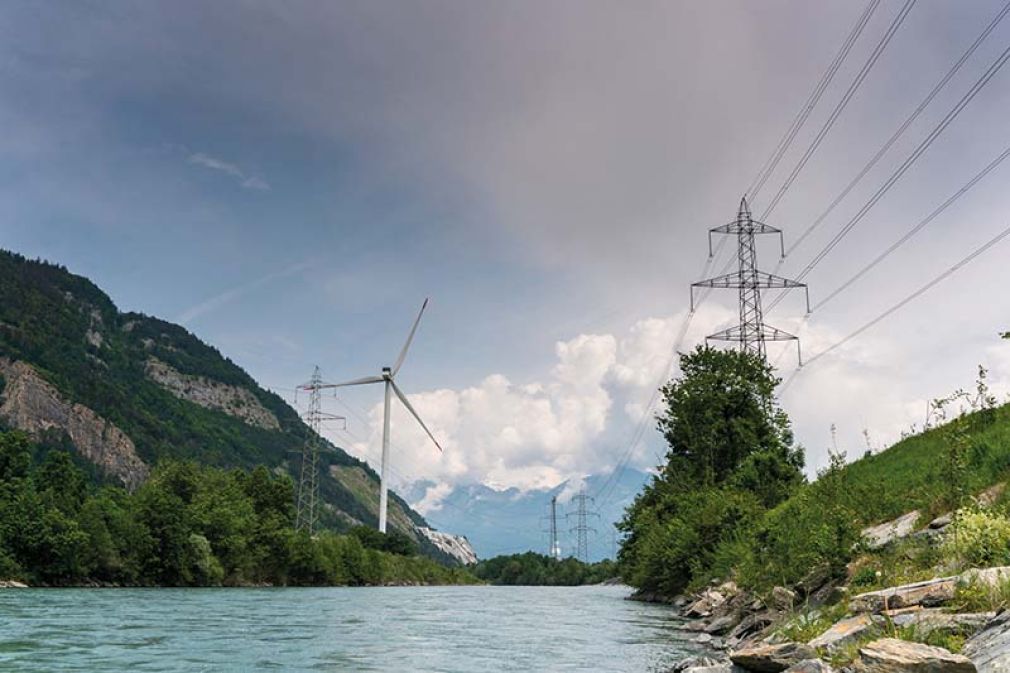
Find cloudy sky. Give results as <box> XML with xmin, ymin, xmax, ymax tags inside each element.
<box><xmin>4</xmin><ymin>0</ymin><xmax>1010</xmax><ymax>517</ymax></box>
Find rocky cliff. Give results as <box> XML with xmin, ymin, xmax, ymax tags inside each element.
<box><xmin>417</xmin><ymin>527</ymin><xmax>478</xmax><ymax>565</ymax></box>
<box><xmin>144</xmin><ymin>357</ymin><xmax>280</xmax><ymax>430</ymax></box>
<box><xmin>0</xmin><ymin>357</ymin><xmax>148</xmax><ymax>489</ymax></box>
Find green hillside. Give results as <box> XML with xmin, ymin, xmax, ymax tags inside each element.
<box><xmin>0</xmin><ymin>250</ymin><xmax>433</xmax><ymax>546</ymax></box>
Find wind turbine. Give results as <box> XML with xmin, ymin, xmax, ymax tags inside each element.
<box><xmin>332</xmin><ymin>299</ymin><xmax>442</xmax><ymax>534</ymax></box>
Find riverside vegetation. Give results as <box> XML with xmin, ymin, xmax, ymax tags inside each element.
<box><xmin>619</xmin><ymin>342</ymin><xmax>1010</xmax><ymax>673</ymax></box>
<box><xmin>0</xmin><ymin>431</ymin><xmax>476</xmax><ymax>587</ymax></box>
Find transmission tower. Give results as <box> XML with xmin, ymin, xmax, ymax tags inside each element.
<box><xmin>567</xmin><ymin>490</ymin><xmax>599</xmax><ymax>563</ymax></box>
<box><xmin>294</xmin><ymin>366</ymin><xmax>346</xmax><ymax>534</ymax></box>
<box><xmin>691</xmin><ymin>197</ymin><xmax>810</xmax><ymax>363</ymax></box>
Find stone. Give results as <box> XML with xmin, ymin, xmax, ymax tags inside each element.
<box><xmin>683</xmin><ymin>663</ymin><xmax>749</xmax><ymax>673</ymax></box>
<box><xmin>850</xmin><ymin>577</ymin><xmax>958</xmax><ymax>613</ymax></box>
<box><xmin>707</xmin><ymin>615</ymin><xmax>743</xmax><ymax>635</ymax></box>
<box><xmin>671</xmin><ymin>655</ymin><xmax>721</xmax><ymax>672</ymax></box>
<box><xmin>798</xmin><ymin>565</ymin><xmax>833</xmax><ymax>598</ymax></box>
<box><xmin>886</xmin><ymin>609</ymin><xmax>993</xmax><ymax>636</ymax></box>
<box><xmin>0</xmin><ymin>580</ymin><xmax>28</xmax><ymax>588</ymax></box>
<box><xmin>856</xmin><ymin>638</ymin><xmax>975</xmax><ymax>673</ymax></box>
<box><xmin>728</xmin><ymin>612</ymin><xmax>777</xmax><ymax>648</ymax></box>
<box><xmin>963</xmin><ymin>611</ymin><xmax>1010</xmax><ymax>673</ymax></box>
<box><xmin>929</xmin><ymin>514</ymin><xmax>953</xmax><ymax>530</ymax></box>
<box><xmin>730</xmin><ymin>642</ymin><xmax>818</xmax><ymax>673</ymax></box>
<box><xmin>961</xmin><ymin>567</ymin><xmax>1010</xmax><ymax>589</ymax></box>
<box><xmin>696</xmin><ymin>633</ymin><xmax>715</xmax><ymax>645</ymax></box>
<box><xmin>809</xmin><ymin>614</ymin><xmax>881</xmax><ymax>652</ymax></box>
<box><xmin>688</xmin><ymin>589</ymin><xmax>729</xmax><ymax>618</ymax></box>
<box><xmin>976</xmin><ymin>484</ymin><xmax>1005</xmax><ymax>508</ymax></box>
<box><xmin>785</xmin><ymin>660</ymin><xmax>835</xmax><ymax>673</ymax></box>
<box><xmin>862</xmin><ymin>511</ymin><xmax>922</xmax><ymax>550</ymax></box>
<box><xmin>772</xmin><ymin>587</ymin><xmax>798</xmax><ymax>611</ymax></box>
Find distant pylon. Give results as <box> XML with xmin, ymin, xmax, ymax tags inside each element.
<box><xmin>567</xmin><ymin>490</ymin><xmax>599</xmax><ymax>563</ymax></box>
<box><xmin>690</xmin><ymin>197</ymin><xmax>810</xmax><ymax>363</ymax></box>
<box><xmin>294</xmin><ymin>366</ymin><xmax>346</xmax><ymax>534</ymax></box>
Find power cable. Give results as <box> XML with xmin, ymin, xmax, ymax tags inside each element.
<box><xmin>759</xmin><ymin>0</ymin><xmax>918</xmax><ymax>220</ymax></box>
<box><xmin>747</xmin><ymin>0</ymin><xmax>882</xmax><ymax>200</ymax></box>
<box><xmin>767</xmin><ymin>40</ymin><xmax>1010</xmax><ymax>312</ymax></box>
<box><xmin>785</xmin><ymin>0</ymin><xmax>1010</xmax><ymax>259</ymax></box>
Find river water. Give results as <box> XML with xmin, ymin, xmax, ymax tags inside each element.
<box><xmin>0</xmin><ymin>584</ymin><xmax>702</xmax><ymax>672</ymax></box>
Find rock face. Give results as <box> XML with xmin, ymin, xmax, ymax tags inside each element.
<box><xmin>688</xmin><ymin>588</ymin><xmax>730</xmax><ymax>618</ymax></box>
<box><xmin>963</xmin><ymin>612</ymin><xmax>1010</xmax><ymax>673</ymax></box>
<box><xmin>145</xmin><ymin>358</ymin><xmax>280</xmax><ymax>431</ymax></box>
<box><xmin>851</xmin><ymin>577</ymin><xmax>958</xmax><ymax>613</ymax></box>
<box><xmin>0</xmin><ymin>358</ymin><xmax>148</xmax><ymax>489</ymax></box>
<box><xmin>862</xmin><ymin>511</ymin><xmax>921</xmax><ymax>550</ymax></box>
<box><xmin>784</xmin><ymin>661</ymin><xmax>834</xmax><ymax>673</ymax></box>
<box><xmin>416</xmin><ymin>527</ymin><xmax>477</xmax><ymax>565</ymax></box>
<box><xmin>855</xmin><ymin>638</ymin><xmax>975</xmax><ymax>673</ymax></box>
<box><xmin>730</xmin><ymin>642</ymin><xmax>818</xmax><ymax>673</ymax></box>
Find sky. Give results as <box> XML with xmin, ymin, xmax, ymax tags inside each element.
<box><xmin>4</xmin><ymin>0</ymin><xmax>1010</xmax><ymax>524</ymax></box>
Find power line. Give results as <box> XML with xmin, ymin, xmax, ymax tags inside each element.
<box><xmin>747</xmin><ymin>0</ymin><xmax>882</xmax><ymax>200</ymax></box>
<box><xmin>813</xmin><ymin>142</ymin><xmax>1010</xmax><ymax>311</ymax></box>
<box><xmin>780</xmin><ymin>222</ymin><xmax>1010</xmax><ymax>391</ymax></box>
<box><xmin>759</xmin><ymin>0</ymin><xmax>918</xmax><ymax>220</ymax></box>
<box><xmin>768</xmin><ymin>40</ymin><xmax>1010</xmax><ymax>312</ymax></box>
<box><xmin>784</xmin><ymin>0</ymin><xmax>1010</xmax><ymax>259</ymax></box>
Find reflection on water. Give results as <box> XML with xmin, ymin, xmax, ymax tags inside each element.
<box><xmin>0</xmin><ymin>584</ymin><xmax>702</xmax><ymax>672</ymax></box>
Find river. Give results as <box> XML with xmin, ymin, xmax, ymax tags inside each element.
<box><xmin>0</xmin><ymin>584</ymin><xmax>702</xmax><ymax>671</ymax></box>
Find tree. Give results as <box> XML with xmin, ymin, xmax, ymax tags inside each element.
<box><xmin>618</xmin><ymin>346</ymin><xmax>805</xmax><ymax>596</ymax></box>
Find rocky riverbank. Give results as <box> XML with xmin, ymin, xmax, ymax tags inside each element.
<box><xmin>662</xmin><ymin>499</ymin><xmax>1010</xmax><ymax>673</ymax></box>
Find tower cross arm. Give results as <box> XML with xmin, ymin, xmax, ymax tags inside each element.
<box><xmin>692</xmin><ymin>270</ymin><xmax>806</xmax><ymax>289</ymax></box>
<box><xmin>710</xmin><ymin>219</ymin><xmax>782</xmax><ymax>235</ymax></box>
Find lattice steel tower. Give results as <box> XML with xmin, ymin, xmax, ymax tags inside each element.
<box><xmin>690</xmin><ymin>197</ymin><xmax>810</xmax><ymax>363</ymax></box>
<box><xmin>295</xmin><ymin>366</ymin><xmax>345</xmax><ymax>534</ymax></box>
<box><xmin>567</xmin><ymin>490</ymin><xmax>599</xmax><ymax>563</ymax></box>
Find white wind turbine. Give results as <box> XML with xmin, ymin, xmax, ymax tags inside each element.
<box><xmin>332</xmin><ymin>299</ymin><xmax>442</xmax><ymax>533</ymax></box>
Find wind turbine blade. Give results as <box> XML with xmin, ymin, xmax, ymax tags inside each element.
<box><xmin>392</xmin><ymin>298</ymin><xmax>428</xmax><ymax>376</ymax></box>
<box><xmin>390</xmin><ymin>381</ymin><xmax>443</xmax><ymax>453</ymax></box>
<box><xmin>328</xmin><ymin>375</ymin><xmax>384</xmax><ymax>388</ymax></box>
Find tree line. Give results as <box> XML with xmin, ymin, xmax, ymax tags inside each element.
<box><xmin>0</xmin><ymin>431</ymin><xmax>475</xmax><ymax>587</ymax></box>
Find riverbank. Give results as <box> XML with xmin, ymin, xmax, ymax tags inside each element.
<box><xmin>660</xmin><ymin>497</ymin><xmax>1010</xmax><ymax>673</ymax></box>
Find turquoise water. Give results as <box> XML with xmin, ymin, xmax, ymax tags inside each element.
<box><xmin>0</xmin><ymin>584</ymin><xmax>700</xmax><ymax>671</ymax></box>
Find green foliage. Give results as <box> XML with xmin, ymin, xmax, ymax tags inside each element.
<box><xmin>348</xmin><ymin>526</ymin><xmax>419</xmax><ymax>557</ymax></box>
<box><xmin>0</xmin><ymin>432</ymin><xmax>476</xmax><ymax>587</ymax></box>
<box><xmin>618</xmin><ymin>346</ymin><xmax>805</xmax><ymax>596</ymax></box>
<box><xmin>472</xmin><ymin>552</ymin><xmax>616</xmax><ymax>585</ymax></box>
<box><xmin>942</xmin><ymin>508</ymin><xmax>1010</xmax><ymax>569</ymax></box>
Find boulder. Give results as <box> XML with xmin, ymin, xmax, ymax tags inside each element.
<box><xmin>862</xmin><ymin>512</ymin><xmax>922</xmax><ymax>550</ymax></box>
<box><xmin>886</xmin><ymin>609</ymin><xmax>993</xmax><ymax>636</ymax></box>
<box><xmin>731</xmin><ymin>642</ymin><xmax>818</xmax><ymax>673</ymax></box>
<box><xmin>850</xmin><ymin>578</ymin><xmax>958</xmax><ymax>613</ymax></box>
<box><xmin>688</xmin><ymin>589</ymin><xmax>729</xmax><ymax>618</ymax></box>
<box><xmin>855</xmin><ymin>638</ymin><xmax>975</xmax><ymax>673</ymax></box>
<box><xmin>929</xmin><ymin>514</ymin><xmax>953</xmax><ymax>530</ymax></box>
<box><xmin>962</xmin><ymin>611</ymin><xmax>1010</xmax><ymax>673</ymax></box>
<box><xmin>976</xmin><ymin>484</ymin><xmax>1005</xmax><ymax>508</ymax></box>
<box><xmin>683</xmin><ymin>663</ymin><xmax>750</xmax><ymax>673</ymax></box>
<box><xmin>672</xmin><ymin>656</ymin><xmax>722</xmax><ymax>672</ymax></box>
<box><xmin>707</xmin><ymin>615</ymin><xmax>743</xmax><ymax>635</ymax></box>
<box><xmin>728</xmin><ymin>612</ymin><xmax>777</xmax><ymax>648</ymax></box>
<box><xmin>961</xmin><ymin>567</ymin><xmax>1010</xmax><ymax>588</ymax></box>
<box><xmin>772</xmin><ymin>587</ymin><xmax>798</xmax><ymax>611</ymax></box>
<box><xmin>785</xmin><ymin>661</ymin><xmax>835</xmax><ymax>673</ymax></box>
<box><xmin>0</xmin><ymin>580</ymin><xmax>28</xmax><ymax>588</ymax></box>
<box><xmin>809</xmin><ymin>614</ymin><xmax>881</xmax><ymax>652</ymax></box>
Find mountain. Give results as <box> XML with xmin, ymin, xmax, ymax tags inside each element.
<box><xmin>0</xmin><ymin>250</ymin><xmax>472</xmax><ymax>563</ymax></box>
<box><xmin>408</xmin><ymin>468</ymin><xmax>653</xmax><ymax>562</ymax></box>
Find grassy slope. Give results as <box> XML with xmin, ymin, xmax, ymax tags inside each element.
<box><xmin>824</xmin><ymin>401</ymin><xmax>1010</xmax><ymax>526</ymax></box>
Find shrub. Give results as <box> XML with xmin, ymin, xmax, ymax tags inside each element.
<box><xmin>941</xmin><ymin>508</ymin><xmax>1010</xmax><ymax>569</ymax></box>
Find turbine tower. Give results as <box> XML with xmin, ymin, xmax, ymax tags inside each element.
<box><xmin>690</xmin><ymin>197</ymin><xmax>809</xmax><ymax>362</ymax></box>
<box><xmin>331</xmin><ymin>299</ymin><xmax>443</xmax><ymax>534</ymax></box>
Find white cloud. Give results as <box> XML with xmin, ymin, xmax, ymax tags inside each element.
<box><xmin>188</xmin><ymin>152</ymin><xmax>270</xmax><ymax>191</ymax></box>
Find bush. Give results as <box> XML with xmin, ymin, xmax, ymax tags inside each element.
<box><xmin>942</xmin><ymin>508</ymin><xmax>1010</xmax><ymax>569</ymax></box>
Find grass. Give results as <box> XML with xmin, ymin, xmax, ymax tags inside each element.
<box><xmin>775</xmin><ymin>602</ymin><xmax>850</xmax><ymax>643</ymax></box>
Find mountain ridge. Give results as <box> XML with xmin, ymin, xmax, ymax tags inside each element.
<box><xmin>0</xmin><ymin>249</ymin><xmax>470</xmax><ymax>562</ymax></box>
